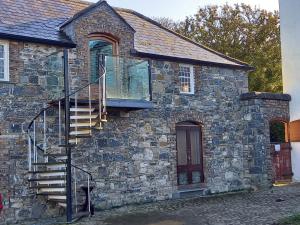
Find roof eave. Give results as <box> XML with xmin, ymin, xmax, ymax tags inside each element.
<box><xmin>0</xmin><ymin>32</ymin><xmax>76</xmax><ymax>48</ymax></box>
<box><xmin>131</xmin><ymin>49</ymin><xmax>255</xmax><ymax>71</ymax></box>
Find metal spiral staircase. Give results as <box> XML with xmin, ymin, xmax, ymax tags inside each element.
<box><xmin>27</xmin><ymin>51</ymin><xmax>107</xmax><ymax>222</ymax></box>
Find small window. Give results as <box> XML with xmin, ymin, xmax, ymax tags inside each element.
<box><xmin>179</xmin><ymin>64</ymin><xmax>194</xmax><ymax>94</ymax></box>
<box><xmin>0</xmin><ymin>41</ymin><xmax>9</xmax><ymax>82</ymax></box>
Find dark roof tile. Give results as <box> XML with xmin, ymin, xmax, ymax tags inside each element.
<box><xmin>0</xmin><ymin>0</ymin><xmax>251</xmax><ymax>68</ymax></box>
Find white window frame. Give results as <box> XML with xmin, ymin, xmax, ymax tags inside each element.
<box><xmin>179</xmin><ymin>64</ymin><xmax>195</xmax><ymax>94</ymax></box>
<box><xmin>0</xmin><ymin>41</ymin><xmax>9</xmax><ymax>82</ymax></box>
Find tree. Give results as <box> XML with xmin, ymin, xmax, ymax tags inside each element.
<box><xmin>155</xmin><ymin>4</ymin><xmax>282</xmax><ymax>93</ymax></box>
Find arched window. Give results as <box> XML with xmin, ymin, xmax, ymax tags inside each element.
<box><xmin>89</xmin><ymin>33</ymin><xmax>119</xmax><ymax>82</ymax></box>
<box><xmin>176</xmin><ymin>121</ymin><xmax>204</xmax><ymax>187</ymax></box>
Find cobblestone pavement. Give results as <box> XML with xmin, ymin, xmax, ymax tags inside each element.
<box><xmin>21</xmin><ymin>183</ymin><xmax>300</xmax><ymax>225</ymax></box>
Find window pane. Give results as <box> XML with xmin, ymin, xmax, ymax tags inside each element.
<box><xmin>0</xmin><ymin>45</ymin><xmax>3</xmax><ymax>58</ymax></box>
<box><xmin>179</xmin><ymin>65</ymin><xmax>193</xmax><ymax>93</ymax></box>
<box><xmin>89</xmin><ymin>40</ymin><xmax>113</xmax><ymax>82</ymax></box>
<box><xmin>190</xmin><ymin>128</ymin><xmax>201</xmax><ymax>165</ymax></box>
<box><xmin>0</xmin><ymin>59</ymin><xmax>4</xmax><ymax>76</ymax></box>
<box><xmin>178</xmin><ymin>172</ymin><xmax>188</xmax><ymax>185</ymax></box>
<box><xmin>192</xmin><ymin>171</ymin><xmax>201</xmax><ymax>184</ymax></box>
<box><xmin>177</xmin><ymin>129</ymin><xmax>187</xmax><ymax>165</ymax></box>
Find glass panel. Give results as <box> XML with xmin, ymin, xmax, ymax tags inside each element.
<box><xmin>192</xmin><ymin>171</ymin><xmax>201</xmax><ymax>184</ymax></box>
<box><xmin>190</xmin><ymin>128</ymin><xmax>201</xmax><ymax>165</ymax></box>
<box><xmin>0</xmin><ymin>60</ymin><xmax>4</xmax><ymax>73</ymax></box>
<box><xmin>178</xmin><ymin>172</ymin><xmax>188</xmax><ymax>185</ymax></box>
<box><xmin>0</xmin><ymin>45</ymin><xmax>4</xmax><ymax>58</ymax></box>
<box><xmin>45</xmin><ymin>51</ymin><xmax>64</xmax><ymax>98</ymax></box>
<box><xmin>89</xmin><ymin>40</ymin><xmax>113</xmax><ymax>83</ymax></box>
<box><xmin>176</xmin><ymin>128</ymin><xmax>187</xmax><ymax>165</ymax></box>
<box><xmin>105</xmin><ymin>56</ymin><xmax>150</xmax><ymax>100</ymax></box>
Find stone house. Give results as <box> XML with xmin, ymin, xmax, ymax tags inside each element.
<box><xmin>0</xmin><ymin>0</ymin><xmax>291</xmax><ymax>223</ymax></box>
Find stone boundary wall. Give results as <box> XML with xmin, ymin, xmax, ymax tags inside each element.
<box><xmin>240</xmin><ymin>92</ymin><xmax>291</xmax><ymax>187</ymax></box>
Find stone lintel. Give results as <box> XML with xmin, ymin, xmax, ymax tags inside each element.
<box><xmin>240</xmin><ymin>92</ymin><xmax>291</xmax><ymax>102</ymax></box>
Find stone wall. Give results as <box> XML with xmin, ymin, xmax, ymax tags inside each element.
<box><xmin>0</xmin><ymin>40</ymin><xmax>64</xmax><ymax>223</ymax></box>
<box><xmin>0</xmin><ymin>3</ymin><xmax>291</xmax><ymax>222</ymax></box>
<box><xmin>240</xmin><ymin>92</ymin><xmax>291</xmax><ymax>187</ymax></box>
<box><xmin>71</xmin><ymin>60</ymin><xmax>251</xmax><ymax>210</ymax></box>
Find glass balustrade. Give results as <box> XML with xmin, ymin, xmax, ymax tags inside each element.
<box><xmin>104</xmin><ymin>56</ymin><xmax>151</xmax><ymax>101</ymax></box>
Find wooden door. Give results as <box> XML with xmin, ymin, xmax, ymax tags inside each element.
<box><xmin>271</xmin><ymin>143</ymin><xmax>293</xmax><ymax>182</ymax></box>
<box><xmin>176</xmin><ymin>122</ymin><xmax>204</xmax><ymax>187</ymax></box>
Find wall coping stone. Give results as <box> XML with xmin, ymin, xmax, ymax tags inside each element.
<box><xmin>240</xmin><ymin>92</ymin><xmax>291</xmax><ymax>102</ymax></box>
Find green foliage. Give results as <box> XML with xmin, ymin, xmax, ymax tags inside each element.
<box><xmin>155</xmin><ymin>4</ymin><xmax>282</xmax><ymax>93</ymax></box>
<box><xmin>278</xmin><ymin>214</ymin><xmax>300</xmax><ymax>225</ymax></box>
<box><xmin>270</xmin><ymin>122</ymin><xmax>286</xmax><ymax>143</ymax></box>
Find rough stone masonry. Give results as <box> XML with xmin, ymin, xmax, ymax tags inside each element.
<box><xmin>0</xmin><ymin>1</ymin><xmax>291</xmax><ymax>223</ymax></box>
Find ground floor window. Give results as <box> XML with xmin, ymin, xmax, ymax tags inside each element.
<box><xmin>176</xmin><ymin>121</ymin><xmax>204</xmax><ymax>187</ymax></box>
<box><xmin>0</xmin><ymin>41</ymin><xmax>9</xmax><ymax>81</ymax></box>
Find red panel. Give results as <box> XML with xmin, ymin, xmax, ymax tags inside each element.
<box><xmin>272</xmin><ymin>143</ymin><xmax>292</xmax><ymax>182</ymax></box>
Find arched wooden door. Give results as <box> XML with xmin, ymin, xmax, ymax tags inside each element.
<box><xmin>176</xmin><ymin>122</ymin><xmax>204</xmax><ymax>188</ymax></box>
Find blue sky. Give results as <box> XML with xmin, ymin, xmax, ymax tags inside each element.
<box><xmin>88</xmin><ymin>0</ymin><xmax>279</xmax><ymax>20</ymax></box>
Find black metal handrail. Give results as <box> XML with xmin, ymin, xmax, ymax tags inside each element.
<box><xmin>27</xmin><ymin>63</ymin><xmax>105</xmax><ymax>175</ymax></box>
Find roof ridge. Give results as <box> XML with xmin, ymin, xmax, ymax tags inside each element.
<box><xmin>115</xmin><ymin>7</ymin><xmax>252</xmax><ymax>68</ymax></box>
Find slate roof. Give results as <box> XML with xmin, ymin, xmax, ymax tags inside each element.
<box><xmin>0</xmin><ymin>0</ymin><xmax>89</xmax><ymax>46</ymax></box>
<box><xmin>0</xmin><ymin>0</ymin><xmax>251</xmax><ymax>68</ymax></box>
<box><xmin>115</xmin><ymin>8</ymin><xmax>250</xmax><ymax>68</ymax></box>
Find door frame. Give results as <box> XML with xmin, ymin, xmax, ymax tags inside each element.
<box><xmin>269</xmin><ymin>118</ymin><xmax>292</xmax><ymax>183</ymax></box>
<box><xmin>176</xmin><ymin>121</ymin><xmax>205</xmax><ymax>189</ymax></box>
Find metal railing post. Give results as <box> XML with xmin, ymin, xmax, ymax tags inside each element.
<box><xmin>43</xmin><ymin>104</ymin><xmax>47</xmax><ymax>162</ymax></box>
<box><xmin>33</xmin><ymin>120</ymin><xmax>36</xmax><ymax>171</ymax></box>
<box><xmin>102</xmin><ymin>55</ymin><xmax>107</xmax><ymax>121</ymax></box>
<box><xmin>28</xmin><ymin>134</ymin><xmax>32</xmax><ymax>172</ymax></box>
<box><xmin>64</xmin><ymin>49</ymin><xmax>73</xmax><ymax>223</ymax></box>
<box><xmin>59</xmin><ymin>100</ymin><xmax>62</xmax><ymax>145</ymax></box>
<box><xmin>88</xmin><ymin>85</ymin><xmax>92</xmax><ymax>130</ymax></box>
<box><xmin>74</xmin><ymin>167</ymin><xmax>78</xmax><ymax>214</ymax></box>
<box><xmin>75</xmin><ymin>92</ymin><xmax>78</xmax><ymax>144</ymax></box>
<box><xmin>88</xmin><ymin>175</ymin><xmax>91</xmax><ymax>215</ymax></box>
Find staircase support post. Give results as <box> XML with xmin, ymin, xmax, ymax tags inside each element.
<box><xmin>64</xmin><ymin>49</ymin><xmax>72</xmax><ymax>223</ymax></box>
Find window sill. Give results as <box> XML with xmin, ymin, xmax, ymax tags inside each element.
<box><xmin>0</xmin><ymin>80</ymin><xmax>14</xmax><ymax>84</ymax></box>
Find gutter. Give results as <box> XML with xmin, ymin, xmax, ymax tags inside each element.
<box><xmin>0</xmin><ymin>32</ymin><xmax>76</xmax><ymax>48</ymax></box>
<box><xmin>131</xmin><ymin>49</ymin><xmax>255</xmax><ymax>71</ymax></box>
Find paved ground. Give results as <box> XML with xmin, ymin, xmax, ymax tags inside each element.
<box><xmin>21</xmin><ymin>183</ymin><xmax>300</xmax><ymax>225</ymax></box>
<box><xmin>77</xmin><ymin>183</ymin><xmax>300</xmax><ymax>225</ymax></box>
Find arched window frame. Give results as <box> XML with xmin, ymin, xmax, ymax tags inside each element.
<box><xmin>88</xmin><ymin>33</ymin><xmax>119</xmax><ymax>56</ymax></box>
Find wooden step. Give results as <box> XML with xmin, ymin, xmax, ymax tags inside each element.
<box><xmin>38</xmin><ymin>187</ymin><xmax>66</xmax><ymax>193</ymax></box>
<box><xmin>70</xmin><ymin>114</ymin><xmax>98</xmax><ymax>120</ymax></box>
<box><xmin>45</xmin><ymin>155</ymin><xmax>67</xmax><ymax>161</ymax></box>
<box><xmin>29</xmin><ymin>170</ymin><xmax>66</xmax><ymax>177</ymax></box>
<box><xmin>69</xmin><ymin>139</ymin><xmax>80</xmax><ymax>144</ymax></box>
<box><xmin>30</xmin><ymin>184</ymin><xmax>66</xmax><ymax>189</ymax></box>
<box><xmin>70</xmin><ymin>122</ymin><xmax>97</xmax><ymax>128</ymax></box>
<box><xmin>28</xmin><ymin>177</ymin><xmax>65</xmax><ymax>182</ymax></box>
<box><xmin>32</xmin><ymin>162</ymin><xmax>66</xmax><ymax>166</ymax></box>
<box><xmin>37</xmin><ymin>192</ymin><xmax>66</xmax><ymax>196</ymax></box>
<box><xmin>48</xmin><ymin>195</ymin><xmax>67</xmax><ymax>200</ymax></box>
<box><xmin>69</xmin><ymin>130</ymin><xmax>91</xmax><ymax>136</ymax></box>
<box><xmin>70</xmin><ymin>108</ymin><xmax>95</xmax><ymax>112</ymax></box>
<box><xmin>71</xmin><ymin>134</ymin><xmax>92</xmax><ymax>139</ymax></box>
<box><xmin>29</xmin><ymin>169</ymin><xmax>66</xmax><ymax>174</ymax></box>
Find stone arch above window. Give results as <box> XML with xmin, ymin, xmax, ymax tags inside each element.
<box><xmin>88</xmin><ymin>33</ymin><xmax>119</xmax><ymax>55</ymax></box>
